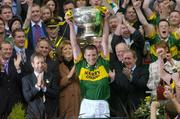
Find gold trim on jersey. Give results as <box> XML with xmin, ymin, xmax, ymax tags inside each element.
<box><xmin>79</xmin><ymin>65</ymin><xmax>108</xmax><ymax>81</ymax></box>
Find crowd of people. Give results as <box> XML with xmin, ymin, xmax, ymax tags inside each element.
<box><xmin>0</xmin><ymin>0</ymin><xmax>180</xmax><ymax>119</ymax></box>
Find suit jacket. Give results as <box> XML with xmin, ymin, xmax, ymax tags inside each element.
<box><xmin>12</xmin><ymin>48</ymin><xmax>33</xmax><ymax>77</ymax></box>
<box><xmin>111</xmin><ymin>30</ymin><xmax>145</xmax><ymax>66</ymax></box>
<box><xmin>27</xmin><ymin>22</ymin><xmax>47</xmax><ymax>51</ymax></box>
<box><xmin>109</xmin><ymin>66</ymin><xmax>149</xmax><ymax>117</ymax></box>
<box><xmin>0</xmin><ymin>58</ymin><xmax>23</xmax><ymax>119</ymax></box>
<box><xmin>46</xmin><ymin>57</ymin><xmax>59</xmax><ymax>80</ymax></box>
<box><xmin>22</xmin><ymin>72</ymin><xmax>59</xmax><ymax>119</ymax></box>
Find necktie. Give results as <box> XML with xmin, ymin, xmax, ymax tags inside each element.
<box><xmin>20</xmin><ymin>50</ymin><xmax>26</xmax><ymax>63</ymax></box>
<box><xmin>34</xmin><ymin>24</ymin><xmax>41</xmax><ymax>43</ymax></box>
<box><xmin>3</xmin><ymin>63</ymin><xmax>8</xmax><ymax>74</ymax></box>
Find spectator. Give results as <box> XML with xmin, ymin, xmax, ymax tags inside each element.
<box><xmin>75</xmin><ymin>0</ymin><xmax>87</xmax><ymax>8</ymax></box>
<box><xmin>42</xmin><ymin>0</ymin><xmax>60</xmax><ymax>20</ymax></box>
<box><xmin>0</xmin><ymin>41</ymin><xmax>23</xmax><ymax>119</ymax></box>
<box><xmin>58</xmin><ymin>40</ymin><xmax>80</xmax><ymax>119</ymax></box>
<box><xmin>111</xmin><ymin>14</ymin><xmax>145</xmax><ymax>66</ymax></box>
<box><xmin>109</xmin><ymin>49</ymin><xmax>149</xmax><ymax>118</ymax></box>
<box><xmin>22</xmin><ymin>52</ymin><xmax>59</xmax><ymax>119</ymax></box>
<box><xmin>24</xmin><ymin>3</ymin><xmax>47</xmax><ymax>51</ymax></box>
<box><xmin>0</xmin><ymin>16</ymin><xmax>6</xmax><ymax>43</ymax></box>
<box><xmin>0</xmin><ymin>5</ymin><xmax>13</xmax><ymax>36</ymax></box>
<box><xmin>11</xmin><ymin>29</ymin><xmax>33</xmax><ymax>77</ymax></box>
<box><xmin>40</xmin><ymin>6</ymin><xmax>53</xmax><ymax>21</ymax></box>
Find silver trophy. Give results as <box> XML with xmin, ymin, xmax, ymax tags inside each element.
<box><xmin>73</xmin><ymin>6</ymin><xmax>103</xmax><ymax>39</ymax></box>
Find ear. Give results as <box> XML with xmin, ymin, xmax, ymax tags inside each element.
<box><xmin>84</xmin><ymin>53</ymin><xmax>86</xmax><ymax>59</ymax></box>
<box><xmin>31</xmin><ymin>62</ymin><xmax>34</xmax><ymax>68</ymax></box>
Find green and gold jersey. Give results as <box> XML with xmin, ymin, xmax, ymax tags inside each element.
<box><xmin>147</xmin><ymin>31</ymin><xmax>180</xmax><ymax>62</ymax></box>
<box><xmin>75</xmin><ymin>53</ymin><xmax>110</xmax><ymax>100</ymax></box>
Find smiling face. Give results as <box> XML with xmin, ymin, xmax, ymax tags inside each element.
<box><xmin>169</xmin><ymin>11</ymin><xmax>180</xmax><ymax>26</ymax></box>
<box><xmin>125</xmin><ymin>6</ymin><xmax>137</xmax><ymax>23</ymax></box>
<box><xmin>84</xmin><ymin>49</ymin><xmax>98</xmax><ymax>66</ymax></box>
<box><xmin>61</xmin><ymin>44</ymin><xmax>73</xmax><ymax>61</ymax></box>
<box><xmin>13</xmin><ymin>31</ymin><xmax>25</xmax><ymax>48</ymax></box>
<box><xmin>1</xmin><ymin>7</ymin><xmax>13</xmax><ymax>22</ymax></box>
<box><xmin>31</xmin><ymin>5</ymin><xmax>41</xmax><ymax>23</ymax></box>
<box><xmin>158</xmin><ymin>20</ymin><xmax>170</xmax><ymax>39</ymax></box>
<box><xmin>109</xmin><ymin>17</ymin><xmax>118</xmax><ymax>33</ymax></box>
<box><xmin>41</xmin><ymin>7</ymin><xmax>52</xmax><ymax>21</ymax></box>
<box><xmin>31</xmin><ymin>56</ymin><xmax>45</xmax><ymax>73</ymax></box>
<box><xmin>123</xmin><ymin>51</ymin><xmax>136</xmax><ymax>69</ymax></box>
<box><xmin>0</xmin><ymin>42</ymin><xmax>12</xmax><ymax>60</ymax></box>
<box><xmin>36</xmin><ymin>40</ymin><xmax>50</xmax><ymax>57</ymax></box>
<box><xmin>115</xmin><ymin>43</ymin><xmax>129</xmax><ymax>61</ymax></box>
<box><xmin>46</xmin><ymin>0</ymin><xmax>55</xmax><ymax>13</ymax></box>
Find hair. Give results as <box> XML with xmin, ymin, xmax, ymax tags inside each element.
<box><xmin>35</xmin><ymin>38</ymin><xmax>51</xmax><ymax>50</ymax></box>
<box><xmin>83</xmin><ymin>44</ymin><xmax>98</xmax><ymax>54</ymax></box>
<box><xmin>158</xmin><ymin>19</ymin><xmax>170</xmax><ymax>26</ymax></box>
<box><xmin>30</xmin><ymin>52</ymin><xmax>45</xmax><ymax>63</ymax></box>
<box><xmin>32</xmin><ymin>3</ymin><xmax>40</xmax><ymax>9</ymax></box>
<box><xmin>0</xmin><ymin>5</ymin><xmax>13</xmax><ymax>14</ymax></box>
<box><xmin>57</xmin><ymin>40</ymin><xmax>71</xmax><ymax>61</ymax></box>
<box><xmin>170</xmin><ymin>10</ymin><xmax>180</xmax><ymax>16</ymax></box>
<box><xmin>109</xmin><ymin>15</ymin><xmax>117</xmax><ymax>20</ymax></box>
<box><xmin>124</xmin><ymin>49</ymin><xmax>137</xmax><ymax>60</ymax></box>
<box><xmin>115</xmin><ymin>42</ymin><xmax>129</xmax><ymax>51</ymax></box>
<box><xmin>0</xmin><ymin>41</ymin><xmax>12</xmax><ymax>50</ymax></box>
<box><xmin>12</xmin><ymin>28</ymin><xmax>24</xmax><ymax>38</ymax></box>
<box><xmin>75</xmin><ymin>0</ymin><xmax>88</xmax><ymax>7</ymax></box>
<box><xmin>40</xmin><ymin>5</ymin><xmax>53</xmax><ymax>20</ymax></box>
<box><xmin>8</xmin><ymin>16</ymin><xmax>23</xmax><ymax>32</ymax></box>
<box><xmin>155</xmin><ymin>40</ymin><xmax>170</xmax><ymax>52</ymax></box>
<box><xmin>63</xmin><ymin>0</ymin><xmax>75</xmax><ymax>7</ymax></box>
<box><xmin>42</xmin><ymin>0</ymin><xmax>59</xmax><ymax>16</ymax></box>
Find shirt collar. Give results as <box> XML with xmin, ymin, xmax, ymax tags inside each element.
<box><xmin>34</xmin><ymin>71</ymin><xmax>44</xmax><ymax>78</ymax></box>
<box><xmin>131</xmin><ymin>65</ymin><xmax>136</xmax><ymax>72</ymax></box>
<box><xmin>31</xmin><ymin>20</ymin><xmax>42</xmax><ymax>27</ymax></box>
<box><xmin>14</xmin><ymin>46</ymin><xmax>24</xmax><ymax>53</ymax></box>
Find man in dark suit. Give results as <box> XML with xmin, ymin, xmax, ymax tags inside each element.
<box><xmin>26</xmin><ymin>4</ymin><xmax>47</xmax><ymax>51</ymax></box>
<box><xmin>12</xmin><ymin>28</ymin><xmax>33</xmax><ymax>77</ymax></box>
<box><xmin>109</xmin><ymin>49</ymin><xmax>149</xmax><ymax>118</ymax></box>
<box><xmin>22</xmin><ymin>53</ymin><xmax>59</xmax><ymax>119</ymax></box>
<box><xmin>35</xmin><ymin>39</ymin><xmax>59</xmax><ymax>79</ymax></box>
<box><xmin>0</xmin><ymin>41</ymin><xmax>23</xmax><ymax>119</ymax></box>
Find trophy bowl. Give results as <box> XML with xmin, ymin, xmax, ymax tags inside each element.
<box><xmin>73</xmin><ymin>6</ymin><xmax>103</xmax><ymax>39</ymax></box>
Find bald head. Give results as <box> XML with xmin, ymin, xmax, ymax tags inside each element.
<box><xmin>115</xmin><ymin>43</ymin><xmax>129</xmax><ymax>61</ymax></box>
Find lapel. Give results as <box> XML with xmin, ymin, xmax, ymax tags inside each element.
<box><xmin>30</xmin><ymin>73</ymin><xmax>38</xmax><ymax>86</ymax></box>
<box><xmin>7</xmin><ymin>58</ymin><xmax>14</xmax><ymax>75</ymax></box>
<box><xmin>43</xmin><ymin>72</ymin><xmax>52</xmax><ymax>86</ymax></box>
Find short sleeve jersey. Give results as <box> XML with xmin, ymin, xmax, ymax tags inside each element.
<box><xmin>75</xmin><ymin>53</ymin><xmax>110</xmax><ymax>100</ymax></box>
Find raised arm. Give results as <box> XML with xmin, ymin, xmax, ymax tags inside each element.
<box><xmin>101</xmin><ymin>12</ymin><xmax>110</xmax><ymax>57</ymax></box>
<box><xmin>23</xmin><ymin>0</ymin><xmax>33</xmax><ymax>29</ymax></box>
<box><xmin>132</xmin><ymin>0</ymin><xmax>155</xmax><ymax>37</ymax></box>
<box><xmin>175</xmin><ymin>0</ymin><xmax>180</xmax><ymax>11</ymax></box>
<box><xmin>122</xmin><ymin>15</ymin><xmax>136</xmax><ymax>34</ymax></box>
<box><xmin>142</xmin><ymin>0</ymin><xmax>154</xmax><ymax>19</ymax></box>
<box><xmin>67</xmin><ymin>20</ymin><xmax>81</xmax><ymax>60</ymax></box>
